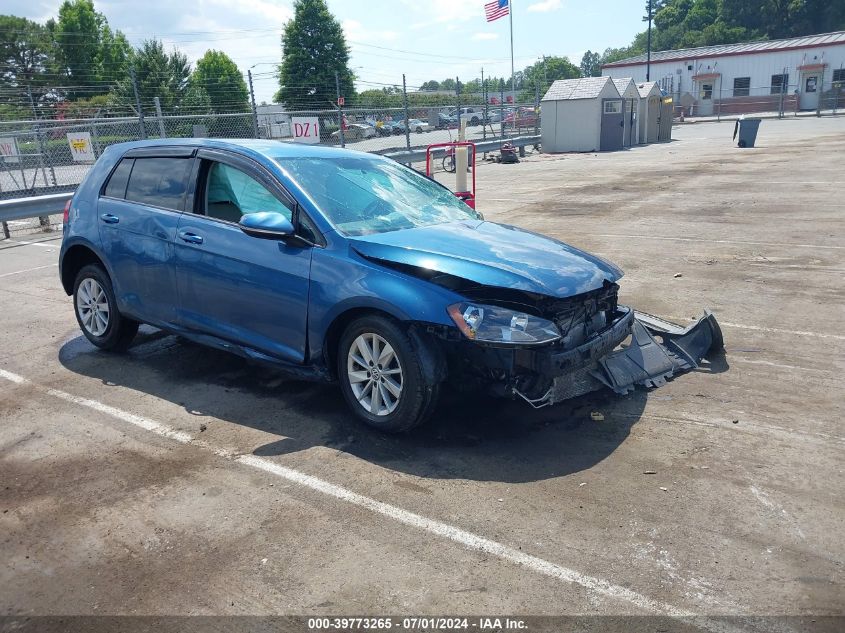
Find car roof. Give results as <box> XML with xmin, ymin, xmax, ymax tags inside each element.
<box><xmin>109</xmin><ymin>137</ymin><xmax>367</xmax><ymax>161</ymax></box>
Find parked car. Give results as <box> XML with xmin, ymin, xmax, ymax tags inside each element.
<box><xmin>60</xmin><ymin>139</ymin><xmax>722</xmax><ymax>432</ymax></box>
<box><xmin>407</xmin><ymin>118</ymin><xmax>432</xmax><ymax>133</ymax></box>
<box><xmin>331</xmin><ymin>123</ymin><xmax>376</xmax><ymax>141</ymax></box>
<box><xmin>436</xmin><ymin>112</ymin><xmax>457</xmax><ymax>129</ymax></box>
<box><xmin>504</xmin><ymin>106</ymin><xmax>539</xmax><ymax>128</ymax></box>
<box><xmin>448</xmin><ymin>107</ymin><xmax>484</xmax><ymax>126</ymax></box>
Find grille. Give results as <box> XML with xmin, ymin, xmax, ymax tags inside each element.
<box><xmin>548</xmin><ymin>282</ymin><xmax>619</xmax><ymax>347</ymax></box>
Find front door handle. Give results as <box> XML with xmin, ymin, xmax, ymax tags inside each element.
<box><xmin>178</xmin><ymin>231</ymin><xmax>204</xmax><ymax>245</ymax></box>
<box><xmin>100</xmin><ymin>213</ymin><xmax>119</xmax><ymax>224</ymax></box>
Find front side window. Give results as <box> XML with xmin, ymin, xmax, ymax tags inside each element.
<box><xmin>204</xmin><ymin>162</ymin><xmax>293</xmax><ymax>223</ymax></box>
<box><xmin>700</xmin><ymin>83</ymin><xmax>713</xmax><ymax>100</ymax></box>
<box><xmin>124</xmin><ymin>157</ymin><xmax>191</xmax><ymax>211</ymax></box>
<box><xmin>278</xmin><ymin>156</ymin><xmax>479</xmax><ymax>236</ymax></box>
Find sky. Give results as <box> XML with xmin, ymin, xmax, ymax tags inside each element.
<box><xmin>7</xmin><ymin>0</ymin><xmax>645</xmax><ymax>103</ymax></box>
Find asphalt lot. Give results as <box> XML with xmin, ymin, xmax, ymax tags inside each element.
<box><xmin>1</xmin><ymin>117</ymin><xmax>843</xmax><ymax>629</ymax></box>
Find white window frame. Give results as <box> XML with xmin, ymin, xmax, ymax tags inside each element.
<box><xmin>603</xmin><ymin>100</ymin><xmax>622</xmax><ymax>114</ymax></box>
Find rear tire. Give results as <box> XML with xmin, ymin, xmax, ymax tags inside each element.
<box><xmin>73</xmin><ymin>264</ymin><xmax>138</xmax><ymax>352</ymax></box>
<box><xmin>337</xmin><ymin>316</ymin><xmax>441</xmax><ymax>432</ymax></box>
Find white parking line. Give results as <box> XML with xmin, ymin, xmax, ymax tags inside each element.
<box><xmin>2</xmin><ymin>238</ymin><xmax>61</xmax><ymax>249</ymax></box>
<box><xmin>668</xmin><ymin>318</ymin><xmax>845</xmax><ymax>342</ymax></box>
<box><xmin>0</xmin><ymin>264</ymin><xmax>57</xmax><ymax>278</ymax></box>
<box><xmin>0</xmin><ymin>367</ymin><xmax>752</xmax><ymax>631</ymax></box>
<box><xmin>575</xmin><ymin>233</ymin><xmax>845</xmax><ymax>251</ymax></box>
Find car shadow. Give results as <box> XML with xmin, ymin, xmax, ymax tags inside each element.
<box><xmin>58</xmin><ymin>327</ymin><xmax>660</xmax><ymax>484</ymax></box>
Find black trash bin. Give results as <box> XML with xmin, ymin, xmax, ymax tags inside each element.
<box><xmin>733</xmin><ymin>117</ymin><xmax>761</xmax><ymax>148</ymax></box>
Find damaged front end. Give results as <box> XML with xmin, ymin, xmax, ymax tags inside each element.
<box><xmin>435</xmin><ymin>282</ymin><xmax>724</xmax><ymax>408</ymax></box>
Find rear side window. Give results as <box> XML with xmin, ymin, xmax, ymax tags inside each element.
<box><xmin>103</xmin><ymin>158</ymin><xmax>133</xmax><ymax>199</ymax></box>
<box><xmin>124</xmin><ymin>157</ymin><xmax>192</xmax><ymax>211</ymax></box>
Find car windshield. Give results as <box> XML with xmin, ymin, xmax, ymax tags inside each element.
<box><xmin>278</xmin><ymin>156</ymin><xmax>480</xmax><ymax>236</ymax></box>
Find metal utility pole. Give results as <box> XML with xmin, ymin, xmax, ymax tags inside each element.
<box><xmin>27</xmin><ymin>85</ymin><xmax>54</xmax><ymax>189</ymax></box>
<box><xmin>481</xmin><ymin>68</ymin><xmax>487</xmax><ymax>142</ymax></box>
<box><xmin>500</xmin><ymin>82</ymin><xmax>506</xmax><ymax>141</ymax></box>
<box><xmin>154</xmin><ymin>97</ymin><xmax>166</xmax><ymax>138</ymax></box>
<box><xmin>455</xmin><ymin>76</ymin><xmax>462</xmax><ymax>135</ymax></box>
<box><xmin>27</xmin><ymin>84</ymin><xmax>53</xmax><ymax>230</ymax></box>
<box><xmin>646</xmin><ymin>0</ymin><xmax>653</xmax><ymax>82</ymax></box>
<box><xmin>508</xmin><ymin>0</ymin><xmax>515</xmax><ymax>99</ymax></box>
<box><xmin>247</xmin><ymin>69</ymin><xmax>260</xmax><ymax>138</ymax></box>
<box><xmin>129</xmin><ymin>68</ymin><xmax>146</xmax><ymax>139</ymax></box>
<box><xmin>402</xmin><ymin>74</ymin><xmax>411</xmax><ymax>150</ymax></box>
<box><xmin>335</xmin><ymin>70</ymin><xmax>345</xmax><ymax>148</ymax></box>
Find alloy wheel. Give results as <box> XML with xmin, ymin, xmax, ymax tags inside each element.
<box><xmin>347</xmin><ymin>333</ymin><xmax>403</xmax><ymax>416</ymax></box>
<box><xmin>76</xmin><ymin>277</ymin><xmax>110</xmax><ymax>337</ymax></box>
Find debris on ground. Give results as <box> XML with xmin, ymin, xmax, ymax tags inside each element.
<box><xmin>660</xmin><ymin>487</ymin><xmax>668</xmax><ymax>492</ymax></box>
<box><xmin>674</xmin><ymin>273</ymin><xmax>683</xmax><ymax>278</ymax></box>
<box><xmin>590</xmin><ymin>411</ymin><xmax>605</xmax><ymax>422</ymax></box>
<box><xmin>199</xmin><ymin>423</ymin><xmax>207</xmax><ymax>432</ymax></box>
<box><xmin>732</xmin><ymin>419</ymin><xmax>739</xmax><ymax>424</ymax></box>
<box><xmin>643</xmin><ymin>470</ymin><xmax>657</xmax><ymax>475</ymax></box>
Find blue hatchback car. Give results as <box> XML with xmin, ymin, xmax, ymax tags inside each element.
<box><xmin>60</xmin><ymin>139</ymin><xmax>722</xmax><ymax>431</ymax></box>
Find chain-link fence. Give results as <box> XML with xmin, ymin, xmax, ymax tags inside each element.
<box><xmin>660</xmin><ymin>75</ymin><xmax>845</xmax><ymax>121</ymax></box>
<box><xmin>1</xmin><ymin>100</ymin><xmax>540</xmax><ymax>201</ymax></box>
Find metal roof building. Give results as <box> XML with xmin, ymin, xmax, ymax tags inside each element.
<box><xmin>602</xmin><ymin>31</ymin><xmax>845</xmax><ymax>116</ymax></box>
<box><xmin>541</xmin><ymin>77</ymin><xmax>626</xmax><ymax>153</ymax></box>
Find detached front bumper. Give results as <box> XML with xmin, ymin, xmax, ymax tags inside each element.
<box><xmin>510</xmin><ymin>307</ymin><xmax>724</xmax><ymax>408</ymax></box>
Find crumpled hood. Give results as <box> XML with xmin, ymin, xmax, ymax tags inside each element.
<box><xmin>349</xmin><ymin>220</ymin><xmax>622</xmax><ymax>298</ymax></box>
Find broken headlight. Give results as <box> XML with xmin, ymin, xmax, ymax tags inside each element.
<box><xmin>447</xmin><ymin>302</ymin><xmax>561</xmax><ymax>345</ymax></box>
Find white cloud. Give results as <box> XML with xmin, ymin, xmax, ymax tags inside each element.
<box><xmin>205</xmin><ymin>0</ymin><xmax>292</xmax><ymax>24</ymax></box>
<box><xmin>471</xmin><ymin>32</ymin><xmax>499</xmax><ymax>41</ymax></box>
<box><xmin>408</xmin><ymin>0</ymin><xmax>488</xmax><ymax>30</ymax></box>
<box><xmin>527</xmin><ymin>0</ymin><xmax>562</xmax><ymax>12</ymax></box>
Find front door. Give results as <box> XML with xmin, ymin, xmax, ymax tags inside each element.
<box><xmin>801</xmin><ymin>74</ymin><xmax>820</xmax><ymax>110</ymax></box>
<box><xmin>697</xmin><ymin>82</ymin><xmax>714</xmax><ymax>115</ymax></box>
<box><xmin>627</xmin><ymin>99</ymin><xmax>637</xmax><ymax>146</ymax></box>
<box><xmin>174</xmin><ymin>152</ymin><xmax>312</xmax><ymax>363</ymax></box>
<box><xmin>600</xmin><ymin>99</ymin><xmax>624</xmax><ymax>151</ymax></box>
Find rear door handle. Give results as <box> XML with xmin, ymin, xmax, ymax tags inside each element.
<box><xmin>100</xmin><ymin>213</ymin><xmax>119</xmax><ymax>224</ymax></box>
<box><xmin>178</xmin><ymin>231</ymin><xmax>204</xmax><ymax>245</ymax></box>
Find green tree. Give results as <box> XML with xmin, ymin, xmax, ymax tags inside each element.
<box><xmin>191</xmin><ymin>50</ymin><xmax>249</xmax><ymax>113</ymax></box>
<box><xmin>524</xmin><ymin>56</ymin><xmax>580</xmax><ymax>98</ymax></box>
<box><xmin>579</xmin><ymin>50</ymin><xmax>602</xmax><ymax>77</ymax></box>
<box><xmin>440</xmin><ymin>78</ymin><xmax>456</xmax><ymax>91</ymax></box>
<box><xmin>0</xmin><ymin>15</ymin><xmax>54</xmax><ymax>105</ymax></box>
<box><xmin>419</xmin><ymin>80</ymin><xmax>440</xmax><ymax>91</ymax></box>
<box><xmin>53</xmin><ymin>0</ymin><xmax>130</xmax><ymax>99</ymax></box>
<box><xmin>112</xmin><ymin>39</ymin><xmax>191</xmax><ymax>114</ymax></box>
<box><xmin>276</xmin><ymin>0</ymin><xmax>354</xmax><ymax>109</ymax></box>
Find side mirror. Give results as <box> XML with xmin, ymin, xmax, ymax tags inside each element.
<box><xmin>238</xmin><ymin>212</ymin><xmax>295</xmax><ymax>240</ymax></box>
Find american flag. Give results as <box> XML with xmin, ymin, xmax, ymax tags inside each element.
<box><xmin>485</xmin><ymin>0</ymin><xmax>509</xmax><ymax>22</ymax></box>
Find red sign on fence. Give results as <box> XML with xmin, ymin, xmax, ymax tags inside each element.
<box><xmin>337</xmin><ymin>96</ymin><xmax>345</xmax><ymax>107</ymax></box>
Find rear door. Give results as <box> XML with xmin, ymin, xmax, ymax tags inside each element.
<box><xmin>97</xmin><ymin>148</ymin><xmax>194</xmax><ymax>326</ymax></box>
<box><xmin>173</xmin><ymin>149</ymin><xmax>312</xmax><ymax>363</ymax></box>
<box><xmin>600</xmin><ymin>99</ymin><xmax>624</xmax><ymax>151</ymax></box>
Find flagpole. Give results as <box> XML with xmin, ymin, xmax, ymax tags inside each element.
<box><xmin>509</xmin><ymin>0</ymin><xmax>515</xmax><ymax>100</ymax></box>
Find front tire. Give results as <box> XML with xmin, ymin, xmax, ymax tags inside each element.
<box><xmin>338</xmin><ymin>316</ymin><xmax>441</xmax><ymax>432</ymax></box>
<box><xmin>73</xmin><ymin>264</ymin><xmax>138</xmax><ymax>351</ymax></box>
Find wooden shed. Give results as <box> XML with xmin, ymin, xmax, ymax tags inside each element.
<box><xmin>541</xmin><ymin>77</ymin><xmax>624</xmax><ymax>153</ymax></box>
<box><xmin>637</xmin><ymin>81</ymin><xmax>663</xmax><ymax>144</ymax></box>
<box><xmin>612</xmin><ymin>77</ymin><xmax>640</xmax><ymax>147</ymax></box>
